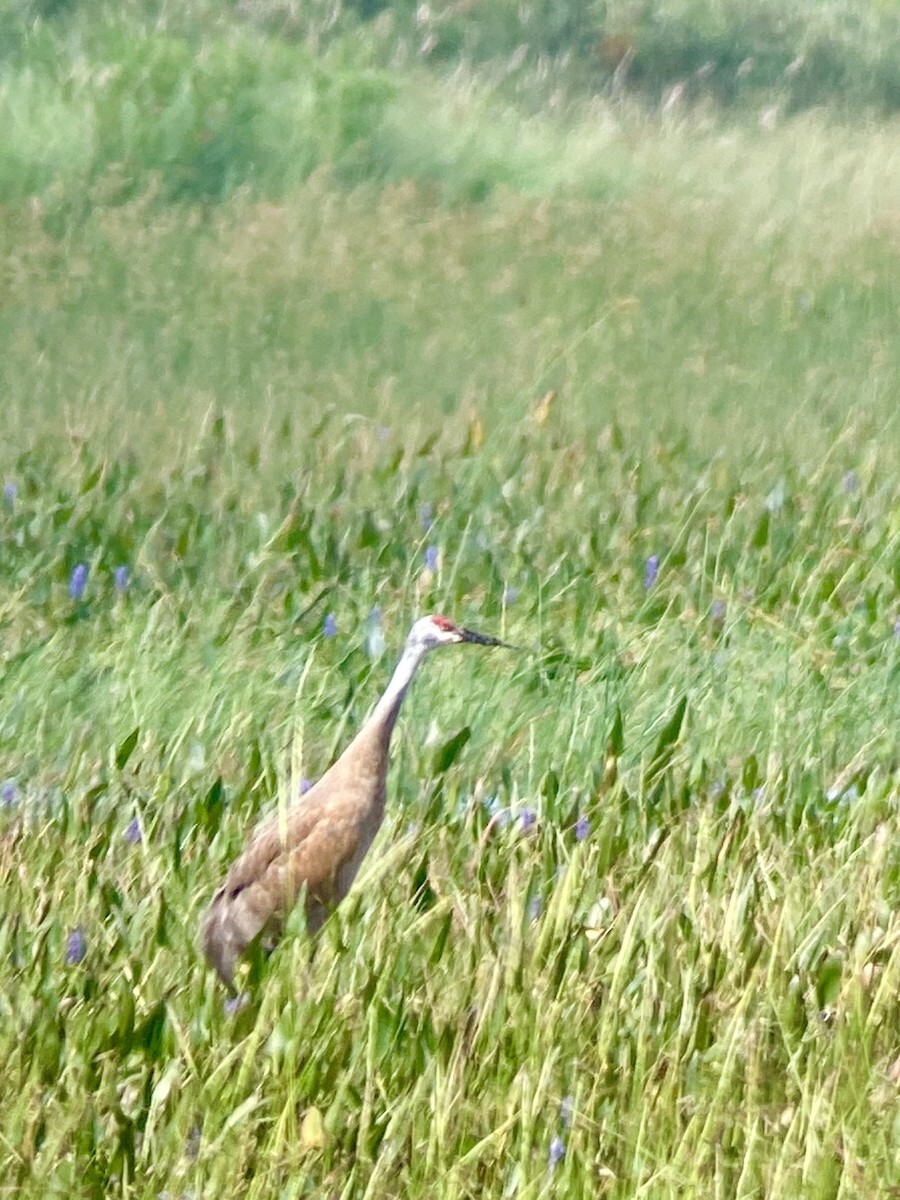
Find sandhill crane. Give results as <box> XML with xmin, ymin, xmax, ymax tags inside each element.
<box><xmin>202</xmin><ymin>614</ymin><xmax>511</xmax><ymax>986</ymax></box>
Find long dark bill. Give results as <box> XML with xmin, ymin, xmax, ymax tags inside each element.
<box><xmin>460</xmin><ymin>627</ymin><xmax>517</xmax><ymax>649</ymax></box>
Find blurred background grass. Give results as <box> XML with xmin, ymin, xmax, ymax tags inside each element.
<box><xmin>3</xmin><ymin>0</ymin><xmax>900</xmax><ymax>1196</ymax></box>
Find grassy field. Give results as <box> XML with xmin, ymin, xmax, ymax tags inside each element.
<box><xmin>3</xmin><ymin>4</ymin><xmax>900</xmax><ymax>1197</ymax></box>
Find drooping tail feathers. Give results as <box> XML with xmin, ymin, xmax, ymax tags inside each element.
<box><xmin>201</xmin><ymin>883</ymin><xmax>268</xmax><ymax>988</ymax></box>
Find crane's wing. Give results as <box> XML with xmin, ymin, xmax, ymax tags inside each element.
<box><xmin>201</xmin><ymin>792</ymin><xmax>362</xmax><ymax>987</ymax></box>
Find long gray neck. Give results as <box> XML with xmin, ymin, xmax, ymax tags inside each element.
<box><xmin>369</xmin><ymin>640</ymin><xmax>428</xmax><ymax>742</ymax></box>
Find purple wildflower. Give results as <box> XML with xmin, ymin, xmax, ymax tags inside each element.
<box><xmin>1</xmin><ymin>780</ymin><xmax>16</xmax><ymax>806</ymax></box>
<box><xmin>69</xmin><ymin>563</ymin><xmax>89</xmax><ymax>601</ymax></box>
<box><xmin>711</xmin><ymin>599</ymin><xmax>726</xmax><ymax>623</ymax></box>
<box><xmin>323</xmin><ymin>612</ymin><xmax>337</xmax><ymax>638</ymax></box>
<box><xmin>549</xmin><ymin>1135</ymin><xmax>565</xmax><ymax>1168</ymax></box>
<box><xmin>559</xmin><ymin>1095</ymin><xmax>574</xmax><ymax>1127</ymax></box>
<box><xmin>223</xmin><ymin>994</ymin><xmax>246</xmax><ymax>1016</ymax></box>
<box><xmin>424</xmin><ymin>545</ymin><xmax>439</xmax><ymax>572</ymax></box>
<box><xmin>842</xmin><ymin>470</ymin><xmax>859</xmax><ymax>494</ymax></box>
<box><xmin>520</xmin><ymin>809</ymin><xmax>536</xmax><ymax>832</ymax></box>
<box><xmin>574</xmin><ymin>814</ymin><xmax>589</xmax><ymax>842</ymax></box>
<box><xmin>528</xmin><ymin>895</ymin><xmax>542</xmax><ymax>921</ymax></box>
<box><xmin>893</xmin><ymin>615</ymin><xmax>900</xmax><ymax>638</ymax></box>
<box><xmin>65</xmin><ymin>928</ymin><xmax>87</xmax><ymax>966</ymax></box>
<box><xmin>300</xmin><ymin>777</ymin><xmax>315</xmax><ymax>795</ymax></box>
<box><xmin>644</xmin><ymin>554</ymin><xmax>659</xmax><ymax>590</ymax></box>
<box><xmin>504</xmin><ymin>586</ymin><xmax>518</xmax><ymax>604</ymax></box>
<box><xmin>114</xmin><ymin>565</ymin><xmax>129</xmax><ymax>593</ymax></box>
<box><xmin>124</xmin><ymin>817</ymin><xmax>142</xmax><ymax>844</ymax></box>
<box><xmin>3</xmin><ymin>482</ymin><xmax>16</xmax><ymax>506</ymax></box>
<box><xmin>418</xmin><ymin>502</ymin><xmax>434</xmax><ymax>532</ymax></box>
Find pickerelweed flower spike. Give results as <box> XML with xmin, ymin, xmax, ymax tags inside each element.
<box><xmin>70</xmin><ymin>563</ymin><xmax>89</xmax><ymax>600</ymax></box>
<box><xmin>574</xmin><ymin>814</ymin><xmax>589</xmax><ymax>841</ymax></box>
<box><xmin>114</xmin><ymin>565</ymin><xmax>129</xmax><ymax>593</ymax></box>
<box><xmin>323</xmin><ymin>612</ymin><xmax>337</xmax><ymax>638</ymax></box>
<box><xmin>65</xmin><ymin>928</ymin><xmax>87</xmax><ymax>966</ymax></box>
<box><xmin>549</xmin><ymin>1135</ymin><xmax>565</xmax><ymax>1168</ymax></box>
<box><xmin>424</xmin><ymin>545</ymin><xmax>439</xmax><ymax>572</ymax></box>
<box><xmin>644</xmin><ymin>555</ymin><xmax>659</xmax><ymax>590</ymax></box>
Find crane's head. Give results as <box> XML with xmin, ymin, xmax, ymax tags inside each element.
<box><xmin>408</xmin><ymin>614</ymin><xmax>514</xmax><ymax>655</ymax></box>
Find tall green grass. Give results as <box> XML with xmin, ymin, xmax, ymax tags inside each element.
<box><xmin>4</xmin><ymin>111</ymin><xmax>900</xmax><ymax>462</ymax></box>
<box><xmin>2</xmin><ymin>406</ymin><xmax>900</xmax><ymax>1196</ymax></box>
<box><xmin>9</xmin><ymin>0</ymin><xmax>900</xmax><ymax>215</ymax></box>
<box><xmin>3</xmin><ymin>3</ymin><xmax>900</xmax><ymax>1196</ymax></box>
<box><xmin>0</xmin><ymin>4</ymin><xmax>629</xmax><ymax>209</ymax></box>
